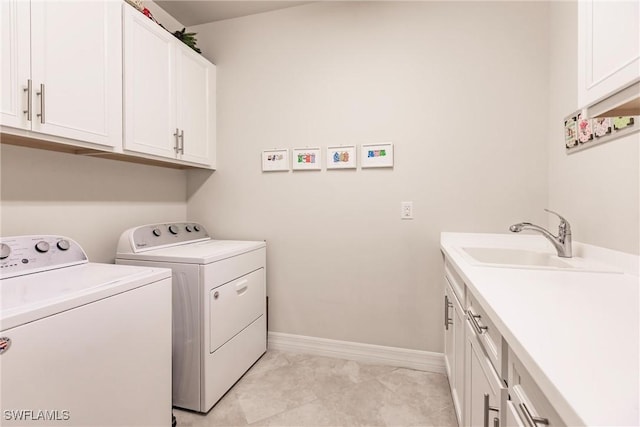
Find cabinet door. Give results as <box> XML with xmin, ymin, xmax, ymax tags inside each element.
<box><xmin>444</xmin><ymin>285</ymin><xmax>454</xmax><ymax>379</ymax></box>
<box><xmin>578</xmin><ymin>0</ymin><xmax>640</xmax><ymax>106</ymax></box>
<box><xmin>30</xmin><ymin>0</ymin><xmax>122</xmax><ymax>147</ymax></box>
<box><xmin>123</xmin><ymin>3</ymin><xmax>177</xmax><ymax>159</ymax></box>
<box><xmin>465</xmin><ymin>320</ymin><xmax>505</xmax><ymax>427</ymax></box>
<box><xmin>176</xmin><ymin>46</ymin><xmax>216</xmax><ymax>166</ymax></box>
<box><xmin>452</xmin><ymin>291</ymin><xmax>465</xmax><ymax>424</ymax></box>
<box><xmin>0</xmin><ymin>0</ymin><xmax>30</xmax><ymax>129</ymax></box>
<box><xmin>444</xmin><ymin>277</ymin><xmax>465</xmax><ymax>425</ymax></box>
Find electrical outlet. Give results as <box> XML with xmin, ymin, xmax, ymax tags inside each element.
<box><xmin>401</xmin><ymin>201</ymin><xmax>413</xmax><ymax>219</ymax></box>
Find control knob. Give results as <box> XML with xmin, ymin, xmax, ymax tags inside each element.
<box><xmin>152</xmin><ymin>228</ymin><xmax>162</xmax><ymax>237</ymax></box>
<box><xmin>35</xmin><ymin>241</ymin><xmax>50</xmax><ymax>253</ymax></box>
<box><xmin>0</xmin><ymin>243</ymin><xmax>11</xmax><ymax>260</ymax></box>
<box><xmin>185</xmin><ymin>225</ymin><xmax>192</xmax><ymax>232</ymax></box>
<box><xmin>168</xmin><ymin>225</ymin><xmax>179</xmax><ymax>235</ymax></box>
<box><xmin>193</xmin><ymin>225</ymin><xmax>201</xmax><ymax>232</ymax></box>
<box><xmin>57</xmin><ymin>240</ymin><xmax>70</xmax><ymax>251</ymax></box>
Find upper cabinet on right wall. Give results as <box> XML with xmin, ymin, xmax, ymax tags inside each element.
<box><xmin>578</xmin><ymin>0</ymin><xmax>640</xmax><ymax>115</ymax></box>
<box><xmin>123</xmin><ymin>3</ymin><xmax>216</xmax><ymax>168</ymax></box>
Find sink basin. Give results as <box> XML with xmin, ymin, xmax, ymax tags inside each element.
<box><xmin>458</xmin><ymin>247</ymin><xmax>622</xmax><ymax>273</ymax></box>
<box><xmin>462</xmin><ymin>247</ymin><xmax>573</xmax><ymax>269</ymax></box>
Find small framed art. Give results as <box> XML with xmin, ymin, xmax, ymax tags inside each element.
<box><xmin>261</xmin><ymin>149</ymin><xmax>289</xmax><ymax>172</ymax></box>
<box><xmin>361</xmin><ymin>143</ymin><xmax>394</xmax><ymax>168</ymax></box>
<box><xmin>292</xmin><ymin>147</ymin><xmax>322</xmax><ymax>170</ymax></box>
<box><xmin>326</xmin><ymin>145</ymin><xmax>356</xmax><ymax>169</ymax></box>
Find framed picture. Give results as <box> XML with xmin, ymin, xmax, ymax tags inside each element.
<box><xmin>292</xmin><ymin>147</ymin><xmax>322</xmax><ymax>170</ymax></box>
<box><xmin>261</xmin><ymin>149</ymin><xmax>289</xmax><ymax>172</ymax></box>
<box><xmin>326</xmin><ymin>145</ymin><xmax>356</xmax><ymax>169</ymax></box>
<box><xmin>361</xmin><ymin>143</ymin><xmax>394</xmax><ymax>168</ymax></box>
<box><xmin>564</xmin><ymin>115</ymin><xmax>578</xmax><ymax>149</ymax></box>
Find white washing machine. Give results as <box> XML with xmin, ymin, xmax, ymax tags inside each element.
<box><xmin>115</xmin><ymin>222</ymin><xmax>266</xmax><ymax>413</ymax></box>
<box><xmin>0</xmin><ymin>235</ymin><xmax>172</xmax><ymax>427</ymax></box>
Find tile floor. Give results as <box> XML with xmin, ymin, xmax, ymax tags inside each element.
<box><xmin>173</xmin><ymin>350</ymin><xmax>458</xmax><ymax>427</ymax></box>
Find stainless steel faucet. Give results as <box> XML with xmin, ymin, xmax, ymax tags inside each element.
<box><xmin>509</xmin><ymin>209</ymin><xmax>572</xmax><ymax>258</ymax></box>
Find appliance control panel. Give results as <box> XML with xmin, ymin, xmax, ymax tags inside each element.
<box><xmin>128</xmin><ymin>222</ymin><xmax>210</xmax><ymax>252</ymax></box>
<box><xmin>0</xmin><ymin>235</ymin><xmax>88</xmax><ymax>279</ymax></box>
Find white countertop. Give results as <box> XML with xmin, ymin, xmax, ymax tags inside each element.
<box><xmin>441</xmin><ymin>232</ymin><xmax>639</xmax><ymax>427</ymax></box>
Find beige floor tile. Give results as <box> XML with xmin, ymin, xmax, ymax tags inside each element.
<box><xmin>172</xmin><ymin>350</ymin><xmax>457</xmax><ymax>427</ymax></box>
<box><xmin>174</xmin><ymin>390</ymin><xmax>248</xmax><ymax>427</ymax></box>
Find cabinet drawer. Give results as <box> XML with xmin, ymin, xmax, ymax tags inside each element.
<box><xmin>507</xmin><ymin>349</ymin><xmax>566</xmax><ymax>427</ymax></box>
<box><xmin>209</xmin><ymin>268</ymin><xmax>265</xmax><ymax>353</ymax></box>
<box><xmin>467</xmin><ymin>292</ymin><xmax>502</xmax><ymax>374</ymax></box>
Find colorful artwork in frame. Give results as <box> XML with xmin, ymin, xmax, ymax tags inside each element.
<box><xmin>261</xmin><ymin>149</ymin><xmax>289</xmax><ymax>172</ymax></box>
<box><xmin>593</xmin><ymin>117</ymin><xmax>612</xmax><ymax>138</ymax></box>
<box><xmin>613</xmin><ymin>116</ymin><xmax>635</xmax><ymax>130</ymax></box>
<box><xmin>566</xmin><ymin>112</ymin><xmax>638</xmax><ymax>153</ymax></box>
<box><xmin>361</xmin><ymin>143</ymin><xmax>394</xmax><ymax>168</ymax></box>
<box><xmin>292</xmin><ymin>147</ymin><xmax>322</xmax><ymax>170</ymax></box>
<box><xmin>326</xmin><ymin>145</ymin><xmax>356</xmax><ymax>169</ymax></box>
<box><xmin>564</xmin><ymin>116</ymin><xmax>578</xmax><ymax>149</ymax></box>
<box><xmin>577</xmin><ymin>114</ymin><xmax>593</xmax><ymax>144</ymax></box>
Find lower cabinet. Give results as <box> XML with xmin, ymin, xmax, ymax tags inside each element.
<box><xmin>464</xmin><ymin>318</ymin><xmax>507</xmax><ymax>427</ymax></box>
<box><xmin>442</xmin><ymin>255</ymin><xmax>567</xmax><ymax>427</ymax></box>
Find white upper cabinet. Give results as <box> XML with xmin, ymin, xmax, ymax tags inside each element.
<box><xmin>123</xmin><ymin>6</ymin><xmax>177</xmax><ymax>159</ymax></box>
<box><xmin>123</xmin><ymin>4</ymin><xmax>216</xmax><ymax>168</ymax></box>
<box><xmin>578</xmin><ymin>0</ymin><xmax>640</xmax><ymax>108</ymax></box>
<box><xmin>176</xmin><ymin>47</ymin><xmax>216</xmax><ymax>166</ymax></box>
<box><xmin>1</xmin><ymin>0</ymin><xmax>122</xmax><ymax>148</ymax></box>
<box><xmin>1</xmin><ymin>0</ymin><xmax>30</xmax><ymax>130</ymax></box>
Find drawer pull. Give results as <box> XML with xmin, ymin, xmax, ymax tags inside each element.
<box><xmin>235</xmin><ymin>279</ymin><xmax>249</xmax><ymax>295</ymax></box>
<box><xmin>468</xmin><ymin>309</ymin><xmax>488</xmax><ymax>335</ymax></box>
<box><xmin>444</xmin><ymin>295</ymin><xmax>453</xmax><ymax>330</ymax></box>
<box><xmin>484</xmin><ymin>394</ymin><xmax>499</xmax><ymax>427</ymax></box>
<box><xmin>519</xmin><ymin>402</ymin><xmax>549</xmax><ymax>427</ymax></box>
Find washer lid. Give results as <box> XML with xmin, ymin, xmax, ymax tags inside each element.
<box><xmin>1</xmin><ymin>263</ymin><xmax>171</xmax><ymax>331</ymax></box>
<box><xmin>116</xmin><ymin>240</ymin><xmax>266</xmax><ymax>264</ymax></box>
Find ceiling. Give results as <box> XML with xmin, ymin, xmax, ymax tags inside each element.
<box><xmin>154</xmin><ymin>1</ymin><xmax>313</xmax><ymax>26</ymax></box>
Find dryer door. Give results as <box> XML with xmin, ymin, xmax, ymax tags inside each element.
<box><xmin>209</xmin><ymin>268</ymin><xmax>265</xmax><ymax>353</ymax></box>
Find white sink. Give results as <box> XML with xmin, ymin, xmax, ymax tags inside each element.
<box><xmin>459</xmin><ymin>247</ymin><xmax>621</xmax><ymax>273</ymax></box>
<box><xmin>462</xmin><ymin>247</ymin><xmax>572</xmax><ymax>268</ymax></box>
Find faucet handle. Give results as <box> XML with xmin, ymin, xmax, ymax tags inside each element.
<box><xmin>544</xmin><ymin>208</ymin><xmax>571</xmax><ymax>232</ymax></box>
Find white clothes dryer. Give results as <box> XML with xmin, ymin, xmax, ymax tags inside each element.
<box><xmin>115</xmin><ymin>222</ymin><xmax>266</xmax><ymax>413</ymax></box>
<box><xmin>0</xmin><ymin>235</ymin><xmax>172</xmax><ymax>427</ymax></box>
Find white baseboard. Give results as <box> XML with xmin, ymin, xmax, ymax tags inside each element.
<box><xmin>267</xmin><ymin>332</ymin><xmax>445</xmax><ymax>374</ymax></box>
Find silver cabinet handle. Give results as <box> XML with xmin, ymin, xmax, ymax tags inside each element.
<box><xmin>519</xmin><ymin>403</ymin><xmax>549</xmax><ymax>427</ymax></box>
<box><xmin>213</xmin><ymin>291</ymin><xmax>219</xmax><ymax>299</ymax></box>
<box><xmin>468</xmin><ymin>309</ymin><xmax>488</xmax><ymax>335</ymax></box>
<box><xmin>23</xmin><ymin>79</ymin><xmax>32</xmax><ymax>121</ymax></box>
<box><xmin>444</xmin><ymin>295</ymin><xmax>453</xmax><ymax>330</ymax></box>
<box><xmin>484</xmin><ymin>394</ymin><xmax>499</xmax><ymax>427</ymax></box>
<box><xmin>36</xmin><ymin>83</ymin><xmax>45</xmax><ymax>124</ymax></box>
<box><xmin>179</xmin><ymin>129</ymin><xmax>184</xmax><ymax>154</ymax></box>
<box><xmin>173</xmin><ymin>128</ymin><xmax>180</xmax><ymax>153</ymax></box>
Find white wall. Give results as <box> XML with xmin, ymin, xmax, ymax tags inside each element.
<box><xmin>547</xmin><ymin>1</ymin><xmax>640</xmax><ymax>255</ymax></box>
<box><xmin>187</xmin><ymin>1</ymin><xmax>550</xmax><ymax>352</ymax></box>
<box><xmin>0</xmin><ymin>144</ymin><xmax>187</xmax><ymax>262</ymax></box>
